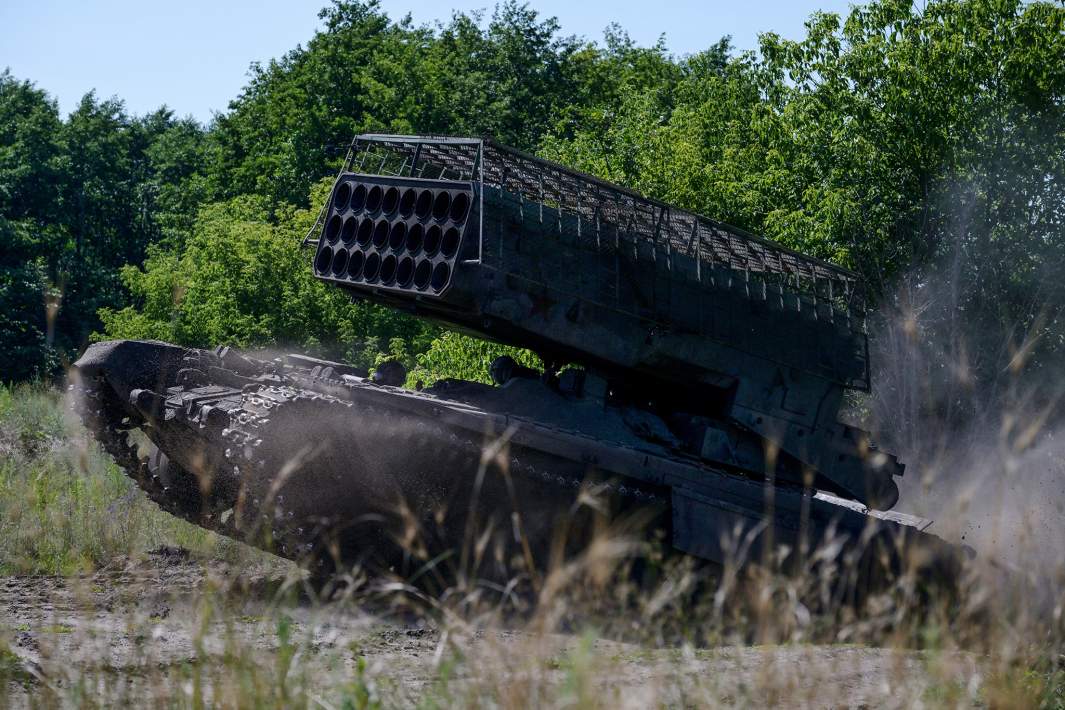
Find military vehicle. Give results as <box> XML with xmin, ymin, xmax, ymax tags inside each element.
<box><xmin>73</xmin><ymin>134</ymin><xmax>960</xmax><ymax>585</ymax></box>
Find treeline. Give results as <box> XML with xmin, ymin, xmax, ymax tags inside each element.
<box><xmin>0</xmin><ymin>91</ymin><xmax>206</xmax><ymax>379</ymax></box>
<box><xmin>2</xmin><ymin>0</ymin><xmax>1063</xmax><ymax>398</ymax></box>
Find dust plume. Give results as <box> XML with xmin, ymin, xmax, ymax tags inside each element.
<box><xmin>864</xmin><ymin>185</ymin><xmax>1065</xmax><ymax>570</ymax></box>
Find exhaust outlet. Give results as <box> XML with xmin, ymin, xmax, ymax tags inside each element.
<box><xmin>405</xmin><ymin>223</ymin><xmax>424</xmax><ymax>255</ymax></box>
<box><xmin>449</xmin><ymin>192</ymin><xmax>470</xmax><ymax>223</ymax></box>
<box><xmin>399</xmin><ymin>188</ymin><xmax>417</xmax><ymax>217</ymax></box>
<box><xmin>331</xmin><ymin>248</ymin><xmax>349</xmax><ymax>277</ymax></box>
<box><xmin>366</xmin><ymin>185</ymin><xmax>383</xmax><ymax>213</ymax></box>
<box><xmin>315</xmin><ymin>176</ymin><xmax>473</xmax><ymax>299</ymax></box>
<box><xmin>382</xmin><ymin>186</ymin><xmax>400</xmax><ymax>215</ymax></box>
<box><xmin>356</xmin><ymin>219</ymin><xmax>373</xmax><ymax>246</ymax></box>
<box><xmin>347</xmin><ymin>250</ymin><xmax>365</xmax><ymax>280</ymax></box>
<box><xmin>364</xmin><ymin>252</ymin><xmax>382</xmax><ymax>282</ymax></box>
<box><xmin>350</xmin><ymin>184</ymin><xmax>367</xmax><ymax>212</ymax></box>
<box><xmin>315</xmin><ymin>245</ymin><xmax>333</xmax><ymax>274</ymax></box>
<box><xmin>424</xmin><ymin>225</ymin><xmax>442</xmax><ymax>256</ymax></box>
<box><xmin>413</xmin><ymin>258</ymin><xmax>432</xmax><ymax>290</ymax></box>
<box><xmin>432</xmin><ymin>191</ymin><xmax>451</xmax><ymax>221</ymax></box>
<box><xmin>380</xmin><ymin>254</ymin><xmax>398</xmax><ymax>284</ymax></box>
<box><xmin>415</xmin><ymin>190</ymin><xmax>432</xmax><ymax>219</ymax></box>
<box><xmin>334</xmin><ymin>182</ymin><xmax>351</xmax><ymax>211</ymax></box>
<box><xmin>340</xmin><ymin>216</ymin><xmax>358</xmax><ymax>244</ymax></box>
<box><xmin>372</xmin><ymin>220</ymin><xmax>389</xmax><ymax>249</ymax></box>
<box><xmin>396</xmin><ymin>256</ymin><xmax>414</xmax><ymax>287</ymax></box>
<box><xmin>388</xmin><ymin>222</ymin><xmax>407</xmax><ymax>252</ymax></box>
<box><xmin>441</xmin><ymin>227</ymin><xmax>460</xmax><ymax>257</ymax></box>
<box><xmin>431</xmin><ymin>262</ymin><xmax>450</xmax><ymax>292</ymax></box>
<box><xmin>325</xmin><ymin>215</ymin><xmax>342</xmax><ymax>243</ymax></box>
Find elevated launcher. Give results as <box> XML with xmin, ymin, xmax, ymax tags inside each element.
<box><xmin>306</xmin><ymin>135</ymin><xmax>900</xmax><ymax>509</ymax></box>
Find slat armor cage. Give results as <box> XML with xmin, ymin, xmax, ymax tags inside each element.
<box><xmin>308</xmin><ymin>135</ymin><xmax>870</xmax><ymax>390</ymax></box>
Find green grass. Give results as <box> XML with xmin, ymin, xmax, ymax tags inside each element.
<box><xmin>0</xmin><ymin>383</ymin><xmax>1062</xmax><ymax>708</ymax></box>
<box><xmin>0</xmin><ymin>384</ymin><xmax>235</xmax><ymax>575</ymax></box>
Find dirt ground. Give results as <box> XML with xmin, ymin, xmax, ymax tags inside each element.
<box><xmin>0</xmin><ymin>547</ymin><xmax>988</xmax><ymax>708</ymax></box>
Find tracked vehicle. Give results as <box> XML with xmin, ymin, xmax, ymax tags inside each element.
<box><xmin>73</xmin><ymin>135</ymin><xmax>959</xmax><ymax>584</ymax></box>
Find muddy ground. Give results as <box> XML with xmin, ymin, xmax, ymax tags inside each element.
<box><xmin>0</xmin><ymin>547</ymin><xmax>988</xmax><ymax>708</ymax></box>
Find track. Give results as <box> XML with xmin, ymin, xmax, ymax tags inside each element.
<box><xmin>71</xmin><ymin>360</ymin><xmax>668</xmax><ymax>585</ymax></box>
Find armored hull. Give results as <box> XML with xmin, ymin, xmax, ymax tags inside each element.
<box><xmin>72</xmin><ymin>134</ymin><xmax>965</xmax><ymax>589</ymax></box>
<box><xmin>73</xmin><ymin>339</ymin><xmax>959</xmax><ymax>587</ymax></box>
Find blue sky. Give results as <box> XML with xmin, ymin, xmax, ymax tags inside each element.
<box><xmin>1</xmin><ymin>0</ymin><xmax>853</xmax><ymax>124</ymax></box>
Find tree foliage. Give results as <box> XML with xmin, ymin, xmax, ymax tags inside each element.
<box><xmin>206</xmin><ymin>1</ymin><xmax>596</xmax><ymax>207</ymax></box>
<box><xmin>99</xmin><ymin>181</ymin><xmax>436</xmax><ymax>370</ymax></box>
<box><xmin>1</xmin><ymin>0</ymin><xmax>1062</xmax><ymax>396</ymax></box>
<box><xmin>543</xmin><ymin>0</ymin><xmax>1065</xmax><ymax>396</ymax></box>
<box><xmin>0</xmin><ymin>71</ymin><xmax>208</xmax><ymax>380</ymax></box>
<box><xmin>410</xmin><ymin>331</ymin><xmax>539</xmax><ymax>386</ymax></box>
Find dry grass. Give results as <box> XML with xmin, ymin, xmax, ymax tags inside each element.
<box><xmin>0</xmin><ymin>383</ymin><xmax>1062</xmax><ymax>708</ymax></box>
<box><xmin>0</xmin><ymin>385</ymin><xmax>250</xmax><ymax>575</ymax></box>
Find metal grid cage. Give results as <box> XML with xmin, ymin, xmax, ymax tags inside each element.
<box><xmin>306</xmin><ymin>134</ymin><xmax>867</xmax><ymax>328</ymax></box>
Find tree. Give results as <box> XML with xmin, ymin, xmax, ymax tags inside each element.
<box><xmin>0</xmin><ymin>73</ymin><xmax>211</xmax><ymax>378</ymax></box>
<box><xmin>6</xmin><ymin>0</ymin><xmax>1063</xmax><ymax>406</ymax></box>
<box><xmin>205</xmin><ymin>1</ymin><xmax>599</xmax><ymax>208</ymax></box>
<box><xmin>0</xmin><ymin>217</ymin><xmax>59</xmax><ymax>380</ymax></box>
<box><xmin>0</xmin><ymin>72</ymin><xmax>65</xmax><ymax>380</ymax></box>
<box><xmin>99</xmin><ymin>181</ymin><xmax>436</xmax><ymax>369</ymax></box>
<box><xmin>545</xmin><ymin>0</ymin><xmax>1065</xmax><ymax>410</ymax></box>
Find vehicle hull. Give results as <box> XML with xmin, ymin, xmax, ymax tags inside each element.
<box><xmin>71</xmin><ymin>339</ymin><xmax>962</xmax><ymax>589</ymax></box>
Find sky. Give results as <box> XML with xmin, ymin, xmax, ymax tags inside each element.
<box><xmin>1</xmin><ymin>0</ymin><xmax>854</xmax><ymax>124</ymax></box>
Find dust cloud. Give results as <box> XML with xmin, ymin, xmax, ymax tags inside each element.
<box><xmin>864</xmin><ymin>223</ymin><xmax>1065</xmax><ymax>571</ymax></box>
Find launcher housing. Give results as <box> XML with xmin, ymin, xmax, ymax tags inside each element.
<box><xmin>307</xmin><ymin>135</ymin><xmax>900</xmax><ymax>508</ymax></box>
